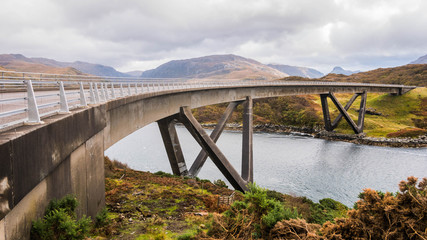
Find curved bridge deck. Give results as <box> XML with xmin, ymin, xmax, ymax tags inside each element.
<box><xmin>0</xmin><ymin>71</ymin><xmax>416</xmax><ymax>239</ymax></box>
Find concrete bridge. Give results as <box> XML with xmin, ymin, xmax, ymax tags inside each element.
<box><xmin>0</xmin><ymin>71</ymin><xmax>415</xmax><ymax>239</ymax></box>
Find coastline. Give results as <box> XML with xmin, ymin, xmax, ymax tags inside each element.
<box><xmin>201</xmin><ymin>123</ymin><xmax>427</xmax><ymax>148</ymax></box>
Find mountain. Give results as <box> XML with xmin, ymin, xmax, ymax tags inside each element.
<box><xmin>0</xmin><ymin>54</ymin><xmax>128</xmax><ymax>77</ymax></box>
<box><xmin>0</xmin><ymin>54</ymin><xmax>85</xmax><ymax>75</ymax></box>
<box><xmin>319</xmin><ymin>64</ymin><xmax>427</xmax><ymax>87</ymax></box>
<box><xmin>330</xmin><ymin>66</ymin><xmax>360</xmax><ymax>76</ymax></box>
<box><xmin>410</xmin><ymin>54</ymin><xmax>427</xmax><ymax>64</ymax></box>
<box><xmin>125</xmin><ymin>70</ymin><xmax>144</xmax><ymax>77</ymax></box>
<box><xmin>141</xmin><ymin>54</ymin><xmax>288</xmax><ymax>80</ymax></box>
<box><xmin>267</xmin><ymin>64</ymin><xmax>323</xmax><ymax>78</ymax></box>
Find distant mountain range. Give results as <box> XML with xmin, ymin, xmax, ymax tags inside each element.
<box><xmin>0</xmin><ymin>54</ymin><xmax>128</xmax><ymax>77</ymax></box>
<box><xmin>1</xmin><ymin>53</ymin><xmax>426</xmax><ymax>82</ymax></box>
<box><xmin>125</xmin><ymin>70</ymin><xmax>144</xmax><ymax>77</ymax></box>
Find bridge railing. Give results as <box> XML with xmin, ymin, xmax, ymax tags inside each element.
<box><xmin>0</xmin><ymin>70</ymin><xmax>409</xmax><ymax>131</ymax></box>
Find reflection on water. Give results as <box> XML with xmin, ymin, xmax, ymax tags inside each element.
<box><xmin>105</xmin><ymin>123</ymin><xmax>427</xmax><ymax>206</ymax></box>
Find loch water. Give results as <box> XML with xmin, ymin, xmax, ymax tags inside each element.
<box><xmin>105</xmin><ymin>123</ymin><xmax>427</xmax><ymax>207</ymax></box>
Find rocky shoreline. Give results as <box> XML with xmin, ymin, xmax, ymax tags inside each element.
<box><xmin>201</xmin><ymin>123</ymin><xmax>427</xmax><ymax>148</ymax></box>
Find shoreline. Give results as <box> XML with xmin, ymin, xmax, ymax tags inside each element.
<box><xmin>201</xmin><ymin>123</ymin><xmax>427</xmax><ymax>148</ymax></box>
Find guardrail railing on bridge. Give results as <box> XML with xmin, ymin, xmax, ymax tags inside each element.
<box><xmin>0</xmin><ymin>70</ymin><xmax>408</xmax><ymax>131</ymax></box>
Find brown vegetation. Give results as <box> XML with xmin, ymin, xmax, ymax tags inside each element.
<box><xmin>321</xmin><ymin>176</ymin><xmax>427</xmax><ymax>239</ymax></box>
<box><xmin>386</xmin><ymin>127</ymin><xmax>427</xmax><ymax>138</ymax></box>
<box><xmin>317</xmin><ymin>64</ymin><xmax>427</xmax><ymax>87</ymax></box>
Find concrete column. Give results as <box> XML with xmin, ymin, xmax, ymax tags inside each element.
<box><xmin>357</xmin><ymin>91</ymin><xmax>367</xmax><ymax>132</ymax></box>
<box><xmin>241</xmin><ymin>96</ymin><xmax>253</xmax><ymax>183</ymax></box>
<box><xmin>157</xmin><ymin>117</ymin><xmax>188</xmax><ymax>176</ymax></box>
<box><xmin>0</xmin><ymin>219</ymin><xmax>5</xmax><ymax>240</ymax></box>
<box><xmin>320</xmin><ymin>94</ymin><xmax>333</xmax><ymax>131</ymax></box>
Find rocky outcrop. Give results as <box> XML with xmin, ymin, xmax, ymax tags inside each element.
<box><xmin>202</xmin><ymin>123</ymin><xmax>427</xmax><ymax>148</ymax></box>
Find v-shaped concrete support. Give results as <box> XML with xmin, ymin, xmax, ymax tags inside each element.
<box><xmin>188</xmin><ymin>101</ymin><xmax>243</xmax><ymax>176</ymax></box>
<box><xmin>178</xmin><ymin>107</ymin><xmax>248</xmax><ymax>192</ymax></box>
<box><xmin>156</xmin><ymin>98</ymin><xmax>254</xmax><ymax>192</ymax></box>
<box><xmin>320</xmin><ymin>91</ymin><xmax>367</xmax><ymax>134</ymax></box>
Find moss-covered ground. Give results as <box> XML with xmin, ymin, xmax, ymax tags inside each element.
<box><xmin>91</xmin><ymin>158</ymin><xmax>349</xmax><ymax>239</ymax></box>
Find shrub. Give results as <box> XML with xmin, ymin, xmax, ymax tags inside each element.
<box><xmin>386</xmin><ymin>127</ymin><xmax>427</xmax><ymax>138</ymax></box>
<box><xmin>31</xmin><ymin>195</ymin><xmax>92</xmax><ymax>240</ymax></box>
<box><xmin>154</xmin><ymin>171</ymin><xmax>176</xmax><ymax>178</ymax></box>
<box><xmin>207</xmin><ymin>183</ymin><xmax>300</xmax><ymax>239</ymax></box>
<box><xmin>213</xmin><ymin>179</ymin><xmax>228</xmax><ymax>188</ymax></box>
<box><xmin>94</xmin><ymin>207</ymin><xmax>110</xmax><ymax>228</ymax></box>
<box><xmin>321</xmin><ymin>176</ymin><xmax>427</xmax><ymax>239</ymax></box>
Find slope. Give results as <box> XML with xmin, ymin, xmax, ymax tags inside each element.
<box><xmin>318</xmin><ymin>64</ymin><xmax>427</xmax><ymax>87</ymax></box>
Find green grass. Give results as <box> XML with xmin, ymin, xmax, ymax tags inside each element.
<box><xmin>313</xmin><ymin>88</ymin><xmax>426</xmax><ymax>137</ymax></box>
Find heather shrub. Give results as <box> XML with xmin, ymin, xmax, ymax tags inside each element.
<box><xmin>207</xmin><ymin>183</ymin><xmax>300</xmax><ymax>239</ymax></box>
<box><xmin>321</xmin><ymin>176</ymin><xmax>427</xmax><ymax>239</ymax></box>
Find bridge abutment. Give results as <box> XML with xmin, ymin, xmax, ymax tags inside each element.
<box><xmin>0</xmin><ymin>106</ymin><xmax>106</xmax><ymax>240</ymax></box>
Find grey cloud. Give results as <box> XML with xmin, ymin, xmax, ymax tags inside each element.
<box><xmin>0</xmin><ymin>0</ymin><xmax>425</xmax><ymax>73</ymax></box>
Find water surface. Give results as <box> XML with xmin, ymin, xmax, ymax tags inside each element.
<box><xmin>105</xmin><ymin>123</ymin><xmax>427</xmax><ymax>206</ymax></box>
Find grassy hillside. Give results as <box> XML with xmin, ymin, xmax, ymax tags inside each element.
<box><xmin>321</xmin><ymin>88</ymin><xmax>426</xmax><ymax>136</ymax></box>
<box><xmin>281</xmin><ymin>64</ymin><xmax>427</xmax><ymax>87</ymax></box>
<box><xmin>90</xmin><ymin>158</ymin><xmax>349</xmax><ymax>239</ymax></box>
<box><xmin>194</xmin><ymin>87</ymin><xmax>427</xmax><ymax>138</ymax></box>
<box><xmin>319</xmin><ymin>64</ymin><xmax>427</xmax><ymax>87</ymax></box>
<box><xmin>85</xmin><ymin>158</ymin><xmax>426</xmax><ymax>239</ymax></box>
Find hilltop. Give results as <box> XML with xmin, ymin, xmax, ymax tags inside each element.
<box><xmin>410</xmin><ymin>54</ymin><xmax>427</xmax><ymax>64</ymax></box>
<box><xmin>329</xmin><ymin>66</ymin><xmax>360</xmax><ymax>76</ymax></box>
<box><xmin>141</xmin><ymin>54</ymin><xmax>288</xmax><ymax>80</ymax></box>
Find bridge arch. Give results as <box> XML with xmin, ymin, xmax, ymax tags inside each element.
<box><xmin>0</xmin><ymin>81</ymin><xmax>414</xmax><ymax>239</ymax></box>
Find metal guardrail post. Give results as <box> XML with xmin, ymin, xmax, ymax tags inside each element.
<box><xmin>26</xmin><ymin>80</ymin><xmax>41</xmax><ymax>123</ymax></box>
<box><xmin>127</xmin><ymin>83</ymin><xmax>131</xmax><ymax>96</ymax></box>
<box><xmin>94</xmin><ymin>83</ymin><xmax>100</xmax><ymax>103</ymax></box>
<box><xmin>104</xmin><ymin>83</ymin><xmax>110</xmax><ymax>100</ymax></box>
<box><xmin>59</xmin><ymin>81</ymin><xmax>70</xmax><ymax>113</ymax></box>
<box><xmin>100</xmin><ymin>83</ymin><xmax>106</xmax><ymax>101</ymax></box>
<box><xmin>120</xmin><ymin>83</ymin><xmax>124</xmax><ymax>97</ymax></box>
<box><xmin>89</xmin><ymin>82</ymin><xmax>96</xmax><ymax>104</ymax></box>
<box><xmin>79</xmin><ymin>82</ymin><xmax>88</xmax><ymax>107</ymax></box>
<box><xmin>134</xmin><ymin>83</ymin><xmax>138</xmax><ymax>94</ymax></box>
<box><xmin>111</xmin><ymin>83</ymin><xmax>116</xmax><ymax>99</ymax></box>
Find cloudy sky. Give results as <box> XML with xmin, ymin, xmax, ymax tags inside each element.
<box><xmin>1</xmin><ymin>0</ymin><xmax>426</xmax><ymax>74</ymax></box>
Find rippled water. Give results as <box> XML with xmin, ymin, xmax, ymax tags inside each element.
<box><xmin>105</xmin><ymin>123</ymin><xmax>427</xmax><ymax>206</ymax></box>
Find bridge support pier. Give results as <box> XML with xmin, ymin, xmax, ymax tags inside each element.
<box><xmin>158</xmin><ymin>116</ymin><xmax>188</xmax><ymax>176</ymax></box>
<box><xmin>320</xmin><ymin>92</ymin><xmax>367</xmax><ymax>134</ymax></box>
<box><xmin>157</xmin><ymin>97</ymin><xmax>254</xmax><ymax>192</ymax></box>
